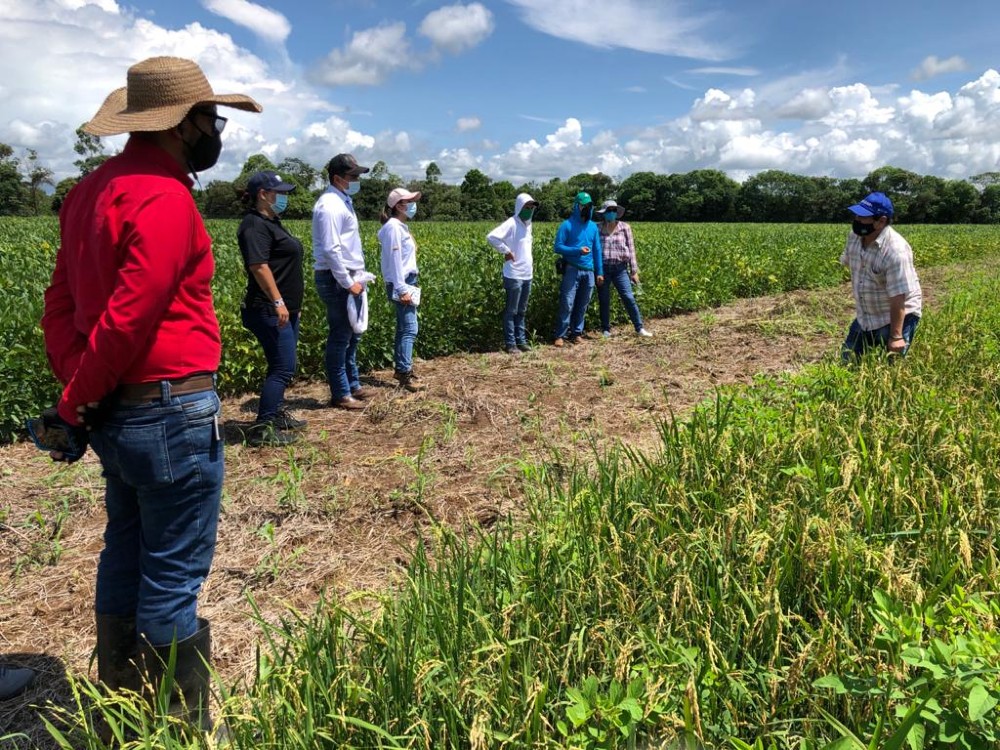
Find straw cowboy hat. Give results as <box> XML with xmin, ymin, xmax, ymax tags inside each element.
<box><xmin>83</xmin><ymin>56</ymin><xmax>262</xmax><ymax>136</ymax></box>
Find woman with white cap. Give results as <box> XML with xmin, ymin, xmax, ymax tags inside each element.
<box><xmin>379</xmin><ymin>187</ymin><xmax>425</xmax><ymax>391</ymax></box>
<box><xmin>595</xmin><ymin>199</ymin><xmax>652</xmax><ymax>338</ymax></box>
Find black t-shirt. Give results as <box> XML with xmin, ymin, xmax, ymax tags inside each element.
<box><xmin>237</xmin><ymin>210</ymin><xmax>305</xmax><ymax>312</ymax></box>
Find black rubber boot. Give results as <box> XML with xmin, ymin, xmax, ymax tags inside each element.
<box><xmin>96</xmin><ymin>614</ymin><xmax>140</xmax><ymax>692</ymax></box>
<box><xmin>138</xmin><ymin>618</ymin><xmax>213</xmax><ymax>732</ymax></box>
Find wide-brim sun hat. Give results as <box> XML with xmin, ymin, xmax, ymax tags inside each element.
<box><xmin>83</xmin><ymin>56</ymin><xmax>262</xmax><ymax>137</ymax></box>
<box><xmin>597</xmin><ymin>199</ymin><xmax>625</xmax><ymax>218</ymax></box>
<box><xmin>387</xmin><ymin>187</ymin><xmax>422</xmax><ymax>208</ymax></box>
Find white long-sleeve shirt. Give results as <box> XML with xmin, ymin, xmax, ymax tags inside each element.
<box><xmin>486</xmin><ymin>192</ymin><xmax>535</xmax><ymax>280</ymax></box>
<box><xmin>378</xmin><ymin>217</ymin><xmax>418</xmax><ymax>297</ymax></box>
<box><xmin>312</xmin><ymin>186</ymin><xmax>365</xmax><ymax>288</ymax></box>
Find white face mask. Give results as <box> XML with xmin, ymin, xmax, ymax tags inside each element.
<box><xmin>345</xmin><ymin>181</ymin><xmax>361</xmax><ymax>196</ymax></box>
<box><xmin>404</xmin><ymin>202</ymin><xmax>417</xmax><ymax>219</ymax></box>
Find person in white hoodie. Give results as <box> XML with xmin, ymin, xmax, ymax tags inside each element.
<box><xmin>378</xmin><ymin>187</ymin><xmax>425</xmax><ymax>391</ymax></box>
<box><xmin>487</xmin><ymin>193</ymin><xmax>538</xmax><ymax>354</ymax></box>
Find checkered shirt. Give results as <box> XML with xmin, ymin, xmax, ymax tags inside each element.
<box><xmin>840</xmin><ymin>225</ymin><xmax>922</xmax><ymax>331</ymax></box>
<box><xmin>599</xmin><ymin>221</ymin><xmax>638</xmax><ymax>273</ymax></box>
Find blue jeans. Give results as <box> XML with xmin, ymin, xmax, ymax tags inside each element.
<box><xmin>386</xmin><ymin>272</ymin><xmax>419</xmax><ymax>373</ymax></box>
<box><xmin>241</xmin><ymin>306</ymin><xmax>299</xmax><ymax>421</ymax></box>
<box><xmin>554</xmin><ymin>266</ymin><xmax>595</xmax><ymax>339</ymax></box>
<box><xmin>841</xmin><ymin>313</ymin><xmax>921</xmax><ymax>362</ymax></box>
<box><xmin>88</xmin><ymin>385</ymin><xmax>224</xmax><ymax>646</ymax></box>
<box><xmin>503</xmin><ymin>277</ymin><xmax>532</xmax><ymax>347</ymax></box>
<box><xmin>598</xmin><ymin>262</ymin><xmax>643</xmax><ymax>333</ymax></box>
<box><xmin>315</xmin><ymin>271</ymin><xmax>361</xmax><ymax>400</ymax></box>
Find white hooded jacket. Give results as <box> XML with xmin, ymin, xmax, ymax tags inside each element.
<box><xmin>486</xmin><ymin>192</ymin><xmax>535</xmax><ymax>280</ymax></box>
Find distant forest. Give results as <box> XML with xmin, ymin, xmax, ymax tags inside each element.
<box><xmin>4</xmin><ymin>130</ymin><xmax>1000</xmax><ymax>224</ymax></box>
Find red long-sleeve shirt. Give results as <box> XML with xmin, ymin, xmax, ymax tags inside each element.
<box><xmin>43</xmin><ymin>137</ymin><xmax>221</xmax><ymax>424</ymax></box>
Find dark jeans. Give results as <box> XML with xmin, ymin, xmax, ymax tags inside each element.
<box><xmin>502</xmin><ymin>277</ymin><xmax>532</xmax><ymax>347</ymax></box>
<box><xmin>841</xmin><ymin>313</ymin><xmax>921</xmax><ymax>362</ymax></box>
<box><xmin>554</xmin><ymin>266</ymin><xmax>595</xmax><ymax>339</ymax></box>
<box><xmin>241</xmin><ymin>306</ymin><xmax>299</xmax><ymax>422</ymax></box>
<box><xmin>385</xmin><ymin>272</ymin><xmax>419</xmax><ymax>373</ymax></box>
<box><xmin>597</xmin><ymin>262</ymin><xmax>643</xmax><ymax>333</ymax></box>
<box><xmin>89</xmin><ymin>385</ymin><xmax>224</xmax><ymax>646</ymax></box>
<box><xmin>315</xmin><ymin>271</ymin><xmax>361</xmax><ymax>400</ymax></box>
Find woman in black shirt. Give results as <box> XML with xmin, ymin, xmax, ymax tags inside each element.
<box><xmin>238</xmin><ymin>170</ymin><xmax>306</xmax><ymax>445</ymax></box>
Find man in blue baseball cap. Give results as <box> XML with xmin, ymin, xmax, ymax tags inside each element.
<box><xmin>840</xmin><ymin>191</ymin><xmax>922</xmax><ymax>361</ymax></box>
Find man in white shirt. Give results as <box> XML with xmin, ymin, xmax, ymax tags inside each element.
<box><xmin>840</xmin><ymin>191</ymin><xmax>922</xmax><ymax>361</ymax></box>
<box><xmin>312</xmin><ymin>153</ymin><xmax>371</xmax><ymax>409</ymax></box>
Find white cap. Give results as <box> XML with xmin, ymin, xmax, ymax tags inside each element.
<box><xmin>387</xmin><ymin>187</ymin><xmax>421</xmax><ymax>208</ymax></box>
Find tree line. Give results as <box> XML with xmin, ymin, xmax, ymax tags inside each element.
<box><xmin>4</xmin><ymin>130</ymin><xmax>1000</xmax><ymax>224</ymax></box>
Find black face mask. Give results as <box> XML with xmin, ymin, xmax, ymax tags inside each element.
<box><xmin>185</xmin><ymin>130</ymin><xmax>222</xmax><ymax>172</ymax></box>
<box><xmin>852</xmin><ymin>219</ymin><xmax>877</xmax><ymax>237</ymax></box>
<box><xmin>579</xmin><ymin>205</ymin><xmax>593</xmax><ymax>221</ymax></box>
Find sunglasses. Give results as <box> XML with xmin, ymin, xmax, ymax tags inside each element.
<box><xmin>187</xmin><ymin>108</ymin><xmax>228</xmax><ymax>137</ymax></box>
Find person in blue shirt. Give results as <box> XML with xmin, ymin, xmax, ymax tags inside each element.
<box><xmin>552</xmin><ymin>192</ymin><xmax>604</xmax><ymax>346</ymax></box>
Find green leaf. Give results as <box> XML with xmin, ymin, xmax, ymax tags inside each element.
<box><xmin>968</xmin><ymin>684</ymin><xmax>998</xmax><ymax>722</ymax></box>
<box><xmin>813</xmin><ymin>674</ymin><xmax>847</xmax><ymax>693</ymax></box>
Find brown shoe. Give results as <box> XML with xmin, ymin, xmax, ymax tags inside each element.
<box><xmin>330</xmin><ymin>395</ymin><xmax>366</xmax><ymax>410</ymax></box>
<box><xmin>553</xmin><ymin>338</ymin><xmax>565</xmax><ymax>348</ymax></box>
<box><xmin>351</xmin><ymin>386</ymin><xmax>374</xmax><ymax>401</ymax></box>
<box><xmin>393</xmin><ymin>370</ymin><xmax>425</xmax><ymax>392</ymax></box>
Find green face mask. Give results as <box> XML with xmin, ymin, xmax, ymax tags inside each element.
<box><xmin>518</xmin><ymin>208</ymin><xmax>534</xmax><ymax>222</ymax></box>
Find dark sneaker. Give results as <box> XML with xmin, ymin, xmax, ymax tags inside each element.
<box><xmin>578</xmin><ymin>332</ymin><xmax>594</xmax><ymax>341</ymax></box>
<box><xmin>566</xmin><ymin>336</ymin><xmax>580</xmax><ymax>345</ymax></box>
<box><xmin>517</xmin><ymin>341</ymin><xmax>531</xmax><ymax>351</ymax></box>
<box><xmin>351</xmin><ymin>386</ymin><xmax>374</xmax><ymax>401</ymax></box>
<box><xmin>273</xmin><ymin>409</ymin><xmax>307</xmax><ymax>431</ymax></box>
<box><xmin>505</xmin><ymin>345</ymin><xmax>521</xmax><ymax>355</ymax></box>
<box><xmin>0</xmin><ymin>666</ymin><xmax>34</xmax><ymax>700</ymax></box>
<box><xmin>394</xmin><ymin>370</ymin><xmax>425</xmax><ymax>392</ymax></box>
<box><xmin>330</xmin><ymin>395</ymin><xmax>366</xmax><ymax>410</ymax></box>
<box><xmin>245</xmin><ymin>421</ymin><xmax>298</xmax><ymax>447</ymax></box>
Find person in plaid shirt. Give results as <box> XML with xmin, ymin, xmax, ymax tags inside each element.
<box><xmin>595</xmin><ymin>200</ymin><xmax>652</xmax><ymax>338</ymax></box>
<box><xmin>840</xmin><ymin>192</ymin><xmax>921</xmax><ymax>361</ymax></box>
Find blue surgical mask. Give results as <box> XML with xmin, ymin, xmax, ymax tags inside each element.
<box><xmin>604</xmin><ymin>211</ymin><xmax>618</xmax><ymax>223</ymax></box>
<box><xmin>272</xmin><ymin>193</ymin><xmax>289</xmax><ymax>214</ymax></box>
<box><xmin>345</xmin><ymin>181</ymin><xmax>361</xmax><ymax>196</ymax></box>
<box><xmin>405</xmin><ymin>202</ymin><xmax>417</xmax><ymax>219</ymax></box>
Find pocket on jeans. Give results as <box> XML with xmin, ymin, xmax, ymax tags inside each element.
<box><xmin>113</xmin><ymin>422</ymin><xmax>173</xmax><ymax>488</ymax></box>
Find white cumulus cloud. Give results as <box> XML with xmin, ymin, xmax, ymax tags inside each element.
<box><xmin>201</xmin><ymin>0</ymin><xmax>291</xmax><ymax>45</ymax></box>
<box><xmin>419</xmin><ymin>3</ymin><xmax>494</xmax><ymax>54</ymax></box>
<box><xmin>911</xmin><ymin>55</ymin><xmax>968</xmax><ymax>82</ymax></box>
<box><xmin>310</xmin><ymin>23</ymin><xmax>410</xmax><ymax>87</ymax></box>
<box><xmin>456</xmin><ymin>117</ymin><xmax>482</xmax><ymax>132</ymax></box>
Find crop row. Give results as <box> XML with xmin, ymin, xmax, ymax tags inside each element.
<box><xmin>2</xmin><ymin>217</ymin><xmax>1000</xmax><ymax>440</ymax></box>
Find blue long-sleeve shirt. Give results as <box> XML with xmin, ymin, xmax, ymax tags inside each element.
<box><xmin>554</xmin><ymin>204</ymin><xmax>603</xmax><ymax>276</ymax></box>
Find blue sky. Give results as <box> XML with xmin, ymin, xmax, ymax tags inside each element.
<box><xmin>3</xmin><ymin>0</ymin><xmax>1000</xmax><ymax>185</ymax></box>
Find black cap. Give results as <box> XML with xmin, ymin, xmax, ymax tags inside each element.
<box><xmin>246</xmin><ymin>170</ymin><xmax>296</xmax><ymax>196</ymax></box>
<box><xmin>327</xmin><ymin>153</ymin><xmax>370</xmax><ymax>179</ymax></box>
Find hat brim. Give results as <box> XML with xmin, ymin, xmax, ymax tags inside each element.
<box><xmin>598</xmin><ymin>205</ymin><xmax>625</xmax><ymax>218</ymax></box>
<box><xmin>847</xmin><ymin>203</ymin><xmax>876</xmax><ymax>217</ymax></box>
<box><xmin>272</xmin><ymin>181</ymin><xmax>297</xmax><ymax>193</ymax></box>
<box><xmin>83</xmin><ymin>87</ymin><xmax>262</xmax><ymax>137</ymax></box>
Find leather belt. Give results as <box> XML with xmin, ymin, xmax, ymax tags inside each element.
<box><xmin>116</xmin><ymin>374</ymin><xmax>215</xmax><ymax>405</ymax></box>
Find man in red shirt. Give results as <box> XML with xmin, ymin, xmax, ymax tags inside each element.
<box><xmin>41</xmin><ymin>56</ymin><xmax>260</xmax><ymax>729</ymax></box>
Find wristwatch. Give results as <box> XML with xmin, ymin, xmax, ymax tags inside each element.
<box><xmin>273</xmin><ymin>298</ymin><xmax>285</xmax><ymax>307</ymax></box>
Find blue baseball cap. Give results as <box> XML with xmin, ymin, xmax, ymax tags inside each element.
<box><xmin>247</xmin><ymin>170</ymin><xmax>296</xmax><ymax>196</ymax></box>
<box><xmin>848</xmin><ymin>192</ymin><xmax>893</xmax><ymax>218</ymax></box>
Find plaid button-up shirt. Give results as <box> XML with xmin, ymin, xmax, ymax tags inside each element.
<box><xmin>599</xmin><ymin>220</ymin><xmax>639</xmax><ymax>274</ymax></box>
<box><xmin>840</xmin><ymin>225</ymin><xmax>922</xmax><ymax>331</ymax></box>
